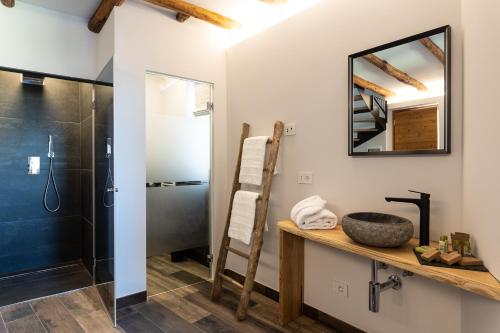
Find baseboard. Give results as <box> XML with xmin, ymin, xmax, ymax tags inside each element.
<box><xmin>224</xmin><ymin>269</ymin><xmax>279</xmax><ymax>302</ymax></box>
<box><xmin>224</xmin><ymin>269</ymin><xmax>365</xmax><ymax>333</ymax></box>
<box><xmin>116</xmin><ymin>290</ymin><xmax>147</xmax><ymax>309</ymax></box>
<box><xmin>302</xmin><ymin>304</ymin><xmax>366</xmax><ymax>333</ymax></box>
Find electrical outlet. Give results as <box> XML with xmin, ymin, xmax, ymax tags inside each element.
<box><xmin>297</xmin><ymin>172</ymin><xmax>313</xmax><ymax>184</ymax></box>
<box><xmin>284</xmin><ymin>123</ymin><xmax>296</xmax><ymax>136</ymax></box>
<box><xmin>333</xmin><ymin>280</ymin><xmax>349</xmax><ymax>298</ymax></box>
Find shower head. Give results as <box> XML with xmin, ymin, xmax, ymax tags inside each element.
<box><xmin>48</xmin><ymin>135</ymin><xmax>54</xmax><ymax>158</ymax></box>
<box><xmin>21</xmin><ymin>73</ymin><xmax>45</xmax><ymax>86</ymax></box>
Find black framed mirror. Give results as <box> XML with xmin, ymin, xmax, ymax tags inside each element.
<box><xmin>348</xmin><ymin>26</ymin><xmax>451</xmax><ymax>156</ymax></box>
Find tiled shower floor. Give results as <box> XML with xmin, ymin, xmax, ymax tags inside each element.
<box><xmin>0</xmin><ymin>263</ymin><xmax>93</xmax><ymax>307</ymax></box>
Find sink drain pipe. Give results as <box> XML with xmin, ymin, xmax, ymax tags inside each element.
<box><xmin>369</xmin><ymin>260</ymin><xmax>404</xmax><ymax>313</ymax></box>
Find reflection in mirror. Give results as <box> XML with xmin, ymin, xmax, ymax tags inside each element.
<box><xmin>349</xmin><ymin>26</ymin><xmax>450</xmax><ymax>155</ymax></box>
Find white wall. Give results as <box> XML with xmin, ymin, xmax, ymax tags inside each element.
<box><xmin>112</xmin><ymin>0</ymin><xmax>228</xmax><ymax>298</ymax></box>
<box><xmin>96</xmin><ymin>11</ymin><xmax>115</xmax><ymax>78</ymax></box>
<box><xmin>226</xmin><ymin>0</ymin><xmax>464</xmax><ymax>332</ymax></box>
<box><xmin>0</xmin><ymin>2</ymin><xmax>97</xmax><ymax>80</ymax></box>
<box><xmin>461</xmin><ymin>0</ymin><xmax>500</xmax><ymax>331</ymax></box>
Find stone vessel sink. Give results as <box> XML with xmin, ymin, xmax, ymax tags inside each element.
<box><xmin>342</xmin><ymin>212</ymin><xmax>414</xmax><ymax>248</ymax></box>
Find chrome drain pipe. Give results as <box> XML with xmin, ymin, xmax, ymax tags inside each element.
<box><xmin>369</xmin><ymin>260</ymin><xmax>402</xmax><ymax>313</ymax></box>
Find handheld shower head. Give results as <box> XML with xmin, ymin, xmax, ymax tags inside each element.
<box><xmin>106</xmin><ymin>137</ymin><xmax>112</xmax><ymax>158</ymax></box>
<box><xmin>48</xmin><ymin>135</ymin><xmax>54</xmax><ymax>158</ymax></box>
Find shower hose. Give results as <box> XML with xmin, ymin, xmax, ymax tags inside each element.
<box><xmin>103</xmin><ymin>157</ymin><xmax>114</xmax><ymax>208</ymax></box>
<box><xmin>43</xmin><ymin>156</ymin><xmax>61</xmax><ymax>212</ymax></box>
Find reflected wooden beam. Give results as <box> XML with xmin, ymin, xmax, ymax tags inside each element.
<box><xmin>420</xmin><ymin>37</ymin><xmax>445</xmax><ymax>64</ymax></box>
<box><xmin>353</xmin><ymin>75</ymin><xmax>395</xmax><ymax>97</ymax></box>
<box><xmin>88</xmin><ymin>0</ymin><xmax>125</xmax><ymax>33</ymax></box>
<box><xmin>1</xmin><ymin>0</ymin><xmax>14</xmax><ymax>8</ymax></box>
<box><xmin>362</xmin><ymin>54</ymin><xmax>427</xmax><ymax>91</ymax></box>
<box><xmin>144</xmin><ymin>0</ymin><xmax>241</xmax><ymax>30</ymax></box>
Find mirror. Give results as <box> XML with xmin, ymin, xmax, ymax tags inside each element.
<box><xmin>348</xmin><ymin>26</ymin><xmax>450</xmax><ymax>156</ymax></box>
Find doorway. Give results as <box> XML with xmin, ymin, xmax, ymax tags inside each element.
<box><xmin>393</xmin><ymin>105</ymin><xmax>438</xmax><ymax>151</ymax></box>
<box><xmin>145</xmin><ymin>72</ymin><xmax>213</xmax><ymax>297</ymax></box>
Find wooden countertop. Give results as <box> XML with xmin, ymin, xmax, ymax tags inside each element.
<box><xmin>278</xmin><ymin>220</ymin><xmax>500</xmax><ymax>302</ymax></box>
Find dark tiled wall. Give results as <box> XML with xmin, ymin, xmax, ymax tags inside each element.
<box><xmin>80</xmin><ymin>83</ymin><xmax>94</xmax><ymax>275</ymax></box>
<box><xmin>0</xmin><ymin>71</ymin><xmax>88</xmax><ymax>276</ymax></box>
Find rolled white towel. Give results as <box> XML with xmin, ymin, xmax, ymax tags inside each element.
<box><xmin>298</xmin><ymin>209</ymin><xmax>338</xmax><ymax>230</ymax></box>
<box><xmin>290</xmin><ymin>195</ymin><xmax>326</xmax><ymax>222</ymax></box>
<box><xmin>290</xmin><ymin>196</ymin><xmax>337</xmax><ymax>230</ymax></box>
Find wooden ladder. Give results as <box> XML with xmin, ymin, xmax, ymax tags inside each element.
<box><xmin>211</xmin><ymin>121</ymin><xmax>284</xmax><ymax>321</ymax></box>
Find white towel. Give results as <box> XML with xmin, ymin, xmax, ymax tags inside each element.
<box><xmin>290</xmin><ymin>196</ymin><xmax>338</xmax><ymax>230</ymax></box>
<box><xmin>290</xmin><ymin>195</ymin><xmax>326</xmax><ymax>222</ymax></box>
<box><xmin>239</xmin><ymin>136</ymin><xmax>269</xmax><ymax>186</ymax></box>
<box><xmin>297</xmin><ymin>209</ymin><xmax>338</xmax><ymax>230</ymax></box>
<box><xmin>229</xmin><ymin>190</ymin><xmax>260</xmax><ymax>245</ymax></box>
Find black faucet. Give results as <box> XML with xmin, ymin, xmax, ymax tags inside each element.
<box><xmin>385</xmin><ymin>190</ymin><xmax>430</xmax><ymax>246</ymax></box>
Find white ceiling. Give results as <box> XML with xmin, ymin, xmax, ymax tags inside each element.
<box><xmin>18</xmin><ymin>0</ymin><xmax>247</xmax><ymax>19</ymax></box>
<box><xmin>19</xmin><ymin>0</ymin><xmax>102</xmax><ymax>18</ymax></box>
<box><xmin>16</xmin><ymin>0</ymin><xmax>324</xmax><ymax>46</ymax></box>
<box><xmin>354</xmin><ymin>32</ymin><xmax>446</xmax><ymax>104</ymax></box>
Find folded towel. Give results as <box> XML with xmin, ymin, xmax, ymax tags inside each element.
<box><xmin>297</xmin><ymin>209</ymin><xmax>338</xmax><ymax>230</ymax></box>
<box><xmin>229</xmin><ymin>190</ymin><xmax>260</xmax><ymax>245</ymax></box>
<box><xmin>290</xmin><ymin>196</ymin><xmax>337</xmax><ymax>230</ymax></box>
<box><xmin>239</xmin><ymin>136</ymin><xmax>269</xmax><ymax>186</ymax></box>
<box><xmin>290</xmin><ymin>195</ymin><xmax>326</xmax><ymax>222</ymax></box>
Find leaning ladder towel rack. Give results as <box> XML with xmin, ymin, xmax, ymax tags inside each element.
<box><xmin>211</xmin><ymin>121</ymin><xmax>284</xmax><ymax>321</ymax></box>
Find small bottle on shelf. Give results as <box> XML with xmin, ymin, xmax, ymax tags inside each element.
<box><xmin>439</xmin><ymin>235</ymin><xmax>449</xmax><ymax>254</ymax></box>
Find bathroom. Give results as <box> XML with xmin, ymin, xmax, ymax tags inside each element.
<box><xmin>0</xmin><ymin>0</ymin><xmax>499</xmax><ymax>333</ymax></box>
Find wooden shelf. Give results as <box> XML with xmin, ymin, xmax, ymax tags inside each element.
<box><xmin>278</xmin><ymin>220</ymin><xmax>500</xmax><ymax>302</ymax></box>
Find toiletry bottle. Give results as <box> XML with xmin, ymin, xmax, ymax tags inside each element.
<box><xmin>439</xmin><ymin>235</ymin><xmax>449</xmax><ymax>254</ymax></box>
<box><xmin>463</xmin><ymin>240</ymin><xmax>472</xmax><ymax>256</ymax></box>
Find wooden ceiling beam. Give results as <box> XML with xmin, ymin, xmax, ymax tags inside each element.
<box><xmin>420</xmin><ymin>37</ymin><xmax>445</xmax><ymax>64</ymax></box>
<box><xmin>362</xmin><ymin>54</ymin><xmax>427</xmax><ymax>91</ymax></box>
<box><xmin>143</xmin><ymin>0</ymin><xmax>241</xmax><ymax>30</ymax></box>
<box><xmin>88</xmin><ymin>0</ymin><xmax>125</xmax><ymax>33</ymax></box>
<box><xmin>176</xmin><ymin>12</ymin><xmax>190</xmax><ymax>22</ymax></box>
<box><xmin>1</xmin><ymin>0</ymin><xmax>14</xmax><ymax>8</ymax></box>
<box><xmin>353</xmin><ymin>75</ymin><xmax>395</xmax><ymax>97</ymax></box>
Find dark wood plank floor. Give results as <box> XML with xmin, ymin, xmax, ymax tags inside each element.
<box><xmin>147</xmin><ymin>255</ymin><xmax>209</xmax><ymax>297</ymax></box>
<box><xmin>0</xmin><ymin>263</ymin><xmax>93</xmax><ymax>307</ymax></box>
<box><xmin>0</xmin><ymin>256</ymin><xmax>337</xmax><ymax>333</ymax></box>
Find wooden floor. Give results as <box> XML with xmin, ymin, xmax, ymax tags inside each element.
<box><xmin>147</xmin><ymin>255</ymin><xmax>210</xmax><ymax>297</ymax></box>
<box><xmin>0</xmin><ymin>256</ymin><xmax>337</xmax><ymax>333</ymax></box>
<box><xmin>0</xmin><ymin>263</ymin><xmax>93</xmax><ymax>308</ymax></box>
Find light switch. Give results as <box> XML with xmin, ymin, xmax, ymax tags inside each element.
<box><xmin>297</xmin><ymin>172</ymin><xmax>313</xmax><ymax>184</ymax></box>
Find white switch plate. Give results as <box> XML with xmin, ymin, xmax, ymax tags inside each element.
<box><xmin>333</xmin><ymin>280</ymin><xmax>349</xmax><ymax>298</ymax></box>
<box><xmin>284</xmin><ymin>123</ymin><xmax>296</xmax><ymax>136</ymax></box>
<box><xmin>297</xmin><ymin>172</ymin><xmax>313</xmax><ymax>184</ymax></box>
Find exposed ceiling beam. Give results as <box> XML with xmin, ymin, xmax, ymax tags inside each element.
<box><xmin>362</xmin><ymin>54</ymin><xmax>427</xmax><ymax>91</ymax></box>
<box><xmin>1</xmin><ymin>0</ymin><xmax>14</xmax><ymax>8</ymax></box>
<box><xmin>353</xmin><ymin>75</ymin><xmax>395</xmax><ymax>97</ymax></box>
<box><xmin>420</xmin><ymin>37</ymin><xmax>445</xmax><ymax>64</ymax></box>
<box><xmin>176</xmin><ymin>12</ymin><xmax>190</xmax><ymax>22</ymax></box>
<box><xmin>143</xmin><ymin>0</ymin><xmax>241</xmax><ymax>30</ymax></box>
<box><xmin>88</xmin><ymin>0</ymin><xmax>125</xmax><ymax>33</ymax></box>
